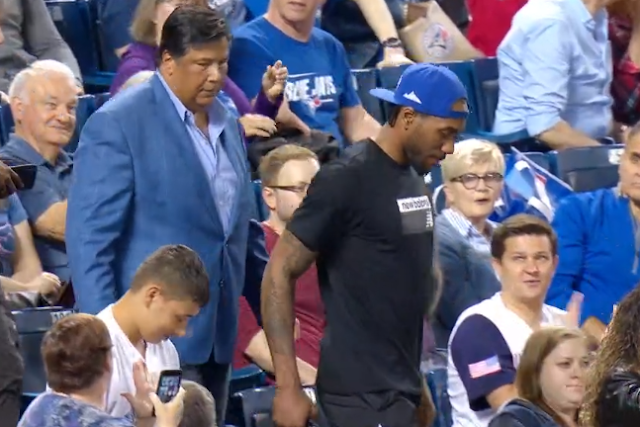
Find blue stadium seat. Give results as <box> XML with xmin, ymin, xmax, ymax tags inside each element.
<box><xmin>44</xmin><ymin>0</ymin><xmax>114</xmax><ymax>89</ymax></box>
<box><xmin>66</xmin><ymin>95</ymin><xmax>99</xmax><ymax>153</ymax></box>
<box><xmin>229</xmin><ymin>365</ymin><xmax>268</xmax><ymax>396</ymax></box>
<box><xmin>229</xmin><ymin>385</ymin><xmax>275</xmax><ymax>427</ymax></box>
<box><xmin>13</xmin><ymin>307</ymin><xmax>75</xmax><ymax>394</ymax></box>
<box><xmin>0</xmin><ymin>103</ymin><xmax>14</xmax><ymax>145</ymax></box>
<box><xmin>470</xmin><ymin>58</ymin><xmax>532</xmax><ymax>147</ymax></box>
<box><xmin>548</xmin><ymin>145</ymin><xmax>623</xmax><ymax>192</ymax></box>
<box><xmin>351</xmin><ymin>69</ymin><xmax>384</xmax><ymax>123</ymax></box>
<box><xmin>426</xmin><ymin>368</ymin><xmax>452</xmax><ymax>427</ymax></box>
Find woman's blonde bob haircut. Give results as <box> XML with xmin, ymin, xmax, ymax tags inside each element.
<box><xmin>440</xmin><ymin>139</ymin><xmax>505</xmax><ymax>182</ymax></box>
<box><xmin>130</xmin><ymin>0</ymin><xmax>209</xmax><ymax>46</ymax></box>
<box><xmin>516</xmin><ymin>327</ymin><xmax>594</xmax><ymax>427</ymax></box>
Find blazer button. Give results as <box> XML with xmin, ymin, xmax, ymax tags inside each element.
<box><xmin>219</xmin><ymin>280</ymin><xmax>225</xmax><ymax>288</ymax></box>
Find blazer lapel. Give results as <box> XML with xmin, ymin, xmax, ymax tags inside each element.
<box><xmin>150</xmin><ymin>75</ymin><xmax>222</xmax><ymax>229</ymax></box>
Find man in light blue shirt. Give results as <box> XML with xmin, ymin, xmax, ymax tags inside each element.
<box><xmin>493</xmin><ymin>0</ymin><xmax>614</xmax><ymax>150</ymax></box>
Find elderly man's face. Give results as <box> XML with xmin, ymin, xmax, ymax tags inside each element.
<box><xmin>13</xmin><ymin>72</ymin><xmax>77</xmax><ymax>147</ymax></box>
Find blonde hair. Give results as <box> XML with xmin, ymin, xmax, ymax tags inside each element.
<box><xmin>130</xmin><ymin>0</ymin><xmax>209</xmax><ymax>45</ymax></box>
<box><xmin>258</xmin><ymin>145</ymin><xmax>318</xmax><ymax>186</ymax></box>
<box><xmin>120</xmin><ymin>70</ymin><xmax>155</xmax><ymax>92</ymax></box>
<box><xmin>440</xmin><ymin>139</ymin><xmax>505</xmax><ymax>182</ymax></box>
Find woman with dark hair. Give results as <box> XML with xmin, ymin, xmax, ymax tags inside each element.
<box><xmin>489</xmin><ymin>327</ymin><xmax>591</xmax><ymax>427</ymax></box>
<box><xmin>581</xmin><ymin>284</ymin><xmax>640</xmax><ymax>427</ymax></box>
<box><xmin>18</xmin><ymin>313</ymin><xmax>185</xmax><ymax>427</ymax></box>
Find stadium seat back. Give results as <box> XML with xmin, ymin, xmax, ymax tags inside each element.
<box><xmin>230</xmin><ymin>385</ymin><xmax>275</xmax><ymax>427</ymax></box>
<box><xmin>471</xmin><ymin>58</ymin><xmax>499</xmax><ymax>132</ymax></box>
<box><xmin>45</xmin><ymin>0</ymin><xmax>101</xmax><ymax>76</ymax></box>
<box><xmin>230</xmin><ymin>365</ymin><xmax>268</xmax><ymax>396</ymax></box>
<box><xmin>0</xmin><ymin>104</ymin><xmax>14</xmax><ymax>145</ymax></box>
<box><xmin>13</xmin><ymin>307</ymin><xmax>75</xmax><ymax>394</ymax></box>
<box><xmin>549</xmin><ymin>145</ymin><xmax>623</xmax><ymax>192</ymax></box>
<box><xmin>426</xmin><ymin>368</ymin><xmax>452</xmax><ymax>427</ymax></box>
<box><xmin>351</xmin><ymin>69</ymin><xmax>384</xmax><ymax>123</ymax></box>
<box><xmin>67</xmin><ymin>95</ymin><xmax>98</xmax><ymax>153</ymax></box>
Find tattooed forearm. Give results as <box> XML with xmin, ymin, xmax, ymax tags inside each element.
<box><xmin>261</xmin><ymin>230</ymin><xmax>317</xmax><ymax>388</ymax></box>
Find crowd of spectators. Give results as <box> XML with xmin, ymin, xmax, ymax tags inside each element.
<box><xmin>2</xmin><ymin>0</ymin><xmax>640</xmax><ymax>426</ymax></box>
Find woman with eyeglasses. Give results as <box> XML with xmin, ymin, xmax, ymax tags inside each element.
<box><xmin>432</xmin><ymin>139</ymin><xmax>504</xmax><ymax>348</ymax></box>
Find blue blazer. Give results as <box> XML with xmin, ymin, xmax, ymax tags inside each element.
<box><xmin>432</xmin><ymin>214</ymin><xmax>500</xmax><ymax>348</ymax></box>
<box><xmin>66</xmin><ymin>75</ymin><xmax>268</xmax><ymax>365</ymax></box>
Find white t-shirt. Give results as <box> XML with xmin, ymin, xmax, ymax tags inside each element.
<box><xmin>98</xmin><ymin>305</ymin><xmax>180</xmax><ymax>418</ymax></box>
<box><xmin>447</xmin><ymin>293</ymin><xmax>566</xmax><ymax>427</ymax></box>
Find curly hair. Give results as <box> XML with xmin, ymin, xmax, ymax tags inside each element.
<box><xmin>580</xmin><ymin>285</ymin><xmax>640</xmax><ymax>426</ymax></box>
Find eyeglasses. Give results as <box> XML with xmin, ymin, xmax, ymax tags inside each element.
<box><xmin>268</xmin><ymin>183</ymin><xmax>310</xmax><ymax>194</ymax></box>
<box><xmin>451</xmin><ymin>172</ymin><xmax>504</xmax><ymax>190</ymax></box>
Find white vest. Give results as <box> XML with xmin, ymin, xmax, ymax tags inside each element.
<box><xmin>447</xmin><ymin>293</ymin><xmax>566</xmax><ymax>427</ymax></box>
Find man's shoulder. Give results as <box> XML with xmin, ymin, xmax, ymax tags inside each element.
<box><xmin>511</xmin><ymin>0</ymin><xmax>568</xmax><ymax>32</ymax></box>
<box><xmin>233</xmin><ymin>17</ymin><xmax>272</xmax><ymax>42</ymax></box>
<box><xmin>309</xmin><ymin>26</ymin><xmax>346</xmax><ymax>51</ymax></box>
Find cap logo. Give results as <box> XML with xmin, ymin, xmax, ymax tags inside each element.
<box><xmin>403</xmin><ymin>91</ymin><xmax>422</xmax><ymax>104</ymax></box>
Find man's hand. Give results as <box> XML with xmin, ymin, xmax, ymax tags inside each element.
<box><xmin>239</xmin><ymin>114</ymin><xmax>277</xmax><ymax>138</ymax></box>
<box><xmin>564</xmin><ymin>292</ymin><xmax>583</xmax><ymax>329</ymax></box>
<box><xmin>262</xmin><ymin>60</ymin><xmax>288</xmax><ymax>103</ymax></box>
<box><xmin>27</xmin><ymin>272</ymin><xmax>62</xmax><ymax>296</ymax></box>
<box><xmin>376</xmin><ymin>47</ymin><xmax>413</xmax><ymax>68</ymax></box>
<box><xmin>0</xmin><ymin>162</ymin><xmax>22</xmax><ymax>198</ymax></box>
<box><xmin>272</xmin><ymin>387</ymin><xmax>314</xmax><ymax>427</ymax></box>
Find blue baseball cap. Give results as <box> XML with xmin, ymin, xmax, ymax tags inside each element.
<box><xmin>370</xmin><ymin>63</ymin><xmax>469</xmax><ymax>119</ymax></box>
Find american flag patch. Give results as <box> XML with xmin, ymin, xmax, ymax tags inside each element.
<box><xmin>468</xmin><ymin>356</ymin><xmax>501</xmax><ymax>379</ymax></box>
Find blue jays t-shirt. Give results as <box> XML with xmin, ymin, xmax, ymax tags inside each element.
<box><xmin>228</xmin><ymin>17</ymin><xmax>361</xmax><ymax>142</ymax></box>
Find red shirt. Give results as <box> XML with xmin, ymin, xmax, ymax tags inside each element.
<box><xmin>467</xmin><ymin>0</ymin><xmax>527</xmax><ymax>56</ymax></box>
<box><xmin>609</xmin><ymin>15</ymin><xmax>640</xmax><ymax>125</ymax></box>
<box><xmin>232</xmin><ymin>223</ymin><xmax>325</xmax><ymax>370</ymax></box>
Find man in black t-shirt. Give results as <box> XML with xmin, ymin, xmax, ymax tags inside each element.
<box><xmin>261</xmin><ymin>64</ymin><xmax>469</xmax><ymax>427</ymax></box>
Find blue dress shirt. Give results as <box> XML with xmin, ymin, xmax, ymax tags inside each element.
<box><xmin>158</xmin><ymin>73</ymin><xmax>238</xmax><ymax>232</ymax></box>
<box><xmin>493</xmin><ymin>0</ymin><xmax>612</xmax><ymax>139</ymax></box>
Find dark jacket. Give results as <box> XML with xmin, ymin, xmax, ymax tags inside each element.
<box><xmin>596</xmin><ymin>369</ymin><xmax>640</xmax><ymax>427</ymax></box>
<box><xmin>432</xmin><ymin>214</ymin><xmax>501</xmax><ymax>347</ymax></box>
<box><xmin>490</xmin><ymin>399</ymin><xmax>561</xmax><ymax>427</ymax></box>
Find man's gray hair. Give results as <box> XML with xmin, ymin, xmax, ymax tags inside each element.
<box><xmin>8</xmin><ymin>60</ymin><xmax>77</xmax><ymax>99</ymax></box>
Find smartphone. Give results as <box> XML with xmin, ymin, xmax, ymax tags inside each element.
<box><xmin>10</xmin><ymin>164</ymin><xmax>37</xmax><ymax>190</ymax></box>
<box><xmin>156</xmin><ymin>370</ymin><xmax>182</xmax><ymax>403</ymax></box>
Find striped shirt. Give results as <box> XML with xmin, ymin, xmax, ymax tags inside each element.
<box><xmin>441</xmin><ymin>208</ymin><xmax>495</xmax><ymax>255</ymax></box>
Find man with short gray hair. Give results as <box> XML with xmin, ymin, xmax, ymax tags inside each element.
<box><xmin>0</xmin><ymin>60</ymin><xmax>77</xmax><ymax>284</ymax></box>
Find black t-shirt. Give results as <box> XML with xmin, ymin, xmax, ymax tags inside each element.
<box><xmin>287</xmin><ymin>139</ymin><xmax>436</xmax><ymax>396</ymax></box>
<box><xmin>321</xmin><ymin>0</ymin><xmax>406</xmax><ymax>45</ymax></box>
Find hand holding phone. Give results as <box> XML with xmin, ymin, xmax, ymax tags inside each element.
<box><xmin>156</xmin><ymin>369</ymin><xmax>182</xmax><ymax>403</ymax></box>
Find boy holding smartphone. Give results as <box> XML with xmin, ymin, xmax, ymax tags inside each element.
<box><xmin>96</xmin><ymin>245</ymin><xmax>209</xmax><ymax>418</ymax></box>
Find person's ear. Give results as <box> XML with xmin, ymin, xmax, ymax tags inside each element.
<box><xmin>262</xmin><ymin>187</ymin><xmax>277</xmax><ymax>211</ymax></box>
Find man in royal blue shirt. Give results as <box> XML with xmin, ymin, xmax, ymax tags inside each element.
<box><xmin>228</xmin><ymin>0</ymin><xmax>381</xmax><ymax>144</ymax></box>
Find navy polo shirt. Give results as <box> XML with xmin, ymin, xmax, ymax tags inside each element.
<box><xmin>0</xmin><ymin>136</ymin><xmax>72</xmax><ymax>282</ymax></box>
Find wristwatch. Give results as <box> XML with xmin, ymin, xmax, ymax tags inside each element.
<box><xmin>381</xmin><ymin>37</ymin><xmax>403</xmax><ymax>49</ymax></box>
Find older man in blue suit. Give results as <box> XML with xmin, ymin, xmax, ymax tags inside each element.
<box><xmin>66</xmin><ymin>5</ymin><xmax>269</xmax><ymax>420</ymax></box>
